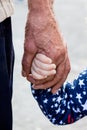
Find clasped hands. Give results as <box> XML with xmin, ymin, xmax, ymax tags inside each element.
<box><xmin>22</xmin><ymin>1</ymin><xmax>70</xmax><ymax>93</ymax></box>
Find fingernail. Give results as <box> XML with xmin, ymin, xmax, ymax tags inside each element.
<box><xmin>52</xmin><ymin>64</ymin><xmax>56</xmax><ymax>69</ymax></box>
<box><xmin>49</xmin><ymin>59</ymin><xmax>52</xmax><ymax>63</ymax></box>
<box><xmin>51</xmin><ymin>70</ymin><xmax>56</xmax><ymax>75</ymax></box>
<box><xmin>52</xmin><ymin>89</ymin><xmax>57</xmax><ymax>94</ymax></box>
<box><xmin>53</xmin><ymin>70</ymin><xmax>56</xmax><ymax>74</ymax></box>
<box><xmin>22</xmin><ymin>71</ymin><xmax>26</xmax><ymax>77</ymax></box>
<box><xmin>32</xmin><ymin>84</ymin><xmax>35</xmax><ymax>88</ymax></box>
<box><xmin>29</xmin><ymin>74</ymin><xmax>33</xmax><ymax>77</ymax></box>
<box><xmin>54</xmin><ymin>64</ymin><xmax>56</xmax><ymax>69</ymax></box>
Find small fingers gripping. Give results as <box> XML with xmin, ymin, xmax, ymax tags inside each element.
<box><xmin>33</xmin><ymin>53</ymin><xmax>70</xmax><ymax>94</ymax></box>
<box><xmin>30</xmin><ymin>53</ymin><xmax>56</xmax><ymax>80</ymax></box>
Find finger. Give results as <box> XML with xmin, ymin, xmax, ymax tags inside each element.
<box><xmin>51</xmin><ymin>70</ymin><xmax>68</xmax><ymax>94</ymax></box>
<box><xmin>36</xmin><ymin>53</ymin><xmax>52</xmax><ymax>64</ymax></box>
<box><xmin>22</xmin><ymin>70</ymin><xmax>27</xmax><ymax>77</ymax></box>
<box><xmin>26</xmin><ymin>74</ymin><xmax>36</xmax><ymax>84</ymax></box>
<box><xmin>31</xmin><ymin>67</ymin><xmax>47</xmax><ymax>79</ymax></box>
<box><xmin>32</xmin><ymin>61</ymin><xmax>56</xmax><ymax>77</ymax></box>
<box><xmin>51</xmin><ymin>58</ymin><xmax>70</xmax><ymax>93</ymax></box>
<box><xmin>22</xmin><ymin>52</ymin><xmax>34</xmax><ymax>77</ymax></box>
<box><xmin>33</xmin><ymin>61</ymin><xmax>65</xmax><ymax>89</ymax></box>
<box><xmin>27</xmin><ymin>74</ymin><xmax>45</xmax><ymax>84</ymax></box>
<box><xmin>22</xmin><ymin>41</ymin><xmax>37</xmax><ymax>77</ymax></box>
<box><xmin>33</xmin><ymin>58</ymin><xmax>56</xmax><ymax>71</ymax></box>
<box><xmin>33</xmin><ymin>51</ymin><xmax>70</xmax><ymax>89</ymax></box>
<box><xmin>27</xmin><ymin>74</ymin><xmax>55</xmax><ymax>85</ymax></box>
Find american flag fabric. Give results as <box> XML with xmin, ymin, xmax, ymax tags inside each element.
<box><xmin>31</xmin><ymin>69</ymin><xmax>87</xmax><ymax>125</ymax></box>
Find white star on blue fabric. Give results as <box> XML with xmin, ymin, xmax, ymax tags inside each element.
<box><xmin>55</xmin><ymin>107</ymin><xmax>61</xmax><ymax>114</ymax></box>
<box><xmin>62</xmin><ymin>110</ymin><xmax>65</xmax><ymax>114</ymax></box>
<box><xmin>79</xmin><ymin>79</ymin><xmax>85</xmax><ymax>87</ymax></box>
<box><xmin>76</xmin><ymin>93</ymin><xmax>82</xmax><ymax>102</ymax></box>
<box><xmin>59</xmin><ymin>120</ymin><xmax>63</xmax><ymax>125</ymax></box>
<box><xmin>52</xmin><ymin>97</ymin><xmax>56</xmax><ymax>102</ymax></box>
<box><xmin>43</xmin><ymin>98</ymin><xmax>48</xmax><ymax>103</ymax></box>
<box><xmin>57</xmin><ymin>96</ymin><xmax>62</xmax><ymax>103</ymax></box>
<box><xmin>82</xmin><ymin>100</ymin><xmax>87</xmax><ymax>111</ymax></box>
<box><xmin>52</xmin><ymin>118</ymin><xmax>56</xmax><ymax>123</ymax></box>
<box><xmin>71</xmin><ymin>85</ymin><xmax>75</xmax><ymax>89</ymax></box>
<box><xmin>54</xmin><ymin>103</ymin><xmax>58</xmax><ymax>107</ymax></box>
<box><xmin>48</xmin><ymin>114</ymin><xmax>52</xmax><ymax>118</ymax></box>
<box><xmin>83</xmin><ymin>91</ymin><xmax>86</xmax><ymax>95</ymax></box>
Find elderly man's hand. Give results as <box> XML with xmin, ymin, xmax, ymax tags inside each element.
<box><xmin>22</xmin><ymin>1</ymin><xmax>70</xmax><ymax>93</ymax></box>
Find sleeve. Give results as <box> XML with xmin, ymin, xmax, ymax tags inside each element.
<box><xmin>31</xmin><ymin>69</ymin><xmax>87</xmax><ymax>125</ymax></box>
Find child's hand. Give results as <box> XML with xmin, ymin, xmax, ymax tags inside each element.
<box><xmin>31</xmin><ymin>53</ymin><xmax>56</xmax><ymax>80</ymax></box>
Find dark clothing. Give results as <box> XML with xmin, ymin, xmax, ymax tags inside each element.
<box><xmin>31</xmin><ymin>69</ymin><xmax>87</xmax><ymax>125</ymax></box>
<box><xmin>0</xmin><ymin>17</ymin><xmax>14</xmax><ymax>130</ymax></box>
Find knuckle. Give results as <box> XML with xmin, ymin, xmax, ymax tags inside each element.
<box><xmin>24</xmin><ymin>40</ymin><xmax>36</xmax><ymax>54</ymax></box>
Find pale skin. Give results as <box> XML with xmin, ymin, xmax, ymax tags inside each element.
<box><xmin>31</xmin><ymin>53</ymin><xmax>56</xmax><ymax>80</ymax></box>
<box><xmin>22</xmin><ymin>0</ymin><xmax>71</xmax><ymax>93</ymax></box>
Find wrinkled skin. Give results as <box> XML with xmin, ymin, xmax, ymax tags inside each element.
<box><xmin>22</xmin><ymin>0</ymin><xmax>70</xmax><ymax>93</ymax></box>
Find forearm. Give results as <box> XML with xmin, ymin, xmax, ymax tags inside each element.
<box><xmin>26</xmin><ymin>0</ymin><xmax>56</xmax><ymax>37</ymax></box>
<box><xmin>28</xmin><ymin>0</ymin><xmax>54</xmax><ymax>12</ymax></box>
<box><xmin>28</xmin><ymin>0</ymin><xmax>50</xmax><ymax>12</ymax></box>
<box><xmin>31</xmin><ymin>69</ymin><xmax>87</xmax><ymax>125</ymax></box>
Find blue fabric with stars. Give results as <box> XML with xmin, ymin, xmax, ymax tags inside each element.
<box><xmin>31</xmin><ymin>69</ymin><xmax>87</xmax><ymax>125</ymax></box>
